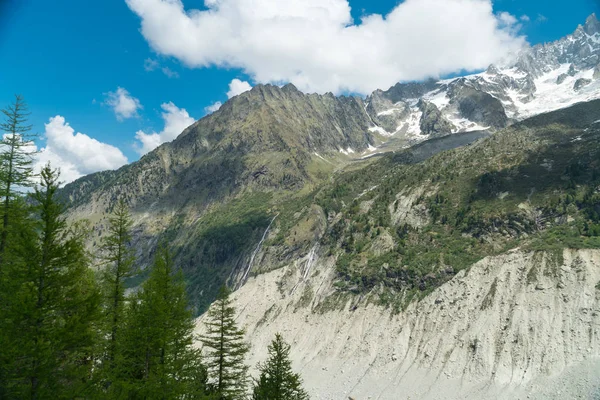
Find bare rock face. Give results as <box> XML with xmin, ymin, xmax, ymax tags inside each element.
<box><xmin>568</xmin><ymin>63</ymin><xmax>578</xmax><ymax>76</ymax></box>
<box><xmin>417</xmin><ymin>100</ymin><xmax>456</xmax><ymax>137</ymax></box>
<box><xmin>557</xmin><ymin>73</ymin><xmax>568</xmax><ymax>84</ymax></box>
<box><xmin>574</xmin><ymin>78</ymin><xmax>592</xmax><ymax>91</ymax></box>
<box><xmin>205</xmin><ymin>249</ymin><xmax>600</xmax><ymax>400</ymax></box>
<box><xmin>593</xmin><ymin>64</ymin><xmax>600</xmax><ymax>80</ymax></box>
<box><xmin>448</xmin><ymin>83</ymin><xmax>508</xmax><ymax>129</ymax></box>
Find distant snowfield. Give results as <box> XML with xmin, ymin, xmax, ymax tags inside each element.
<box><xmin>510</xmin><ymin>65</ymin><xmax>600</xmax><ymax>119</ymax></box>
<box><xmin>367</xmin><ymin>63</ymin><xmax>600</xmax><ymax>142</ymax></box>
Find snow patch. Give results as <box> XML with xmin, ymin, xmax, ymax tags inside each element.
<box><xmin>508</xmin><ymin>64</ymin><xmax>600</xmax><ymax>119</ymax></box>
<box><xmin>368</xmin><ymin>126</ymin><xmax>393</xmax><ymax>137</ymax></box>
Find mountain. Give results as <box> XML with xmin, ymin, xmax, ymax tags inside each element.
<box><xmin>59</xmin><ymin>14</ymin><xmax>600</xmax><ymax>397</ymax></box>
<box><xmin>61</xmin><ymin>14</ymin><xmax>600</xmax><ymax>316</ymax></box>
<box><xmin>197</xmin><ymin>99</ymin><xmax>600</xmax><ymax>399</ymax></box>
<box><xmin>61</xmin><ymin>84</ymin><xmax>377</xmax><ymax>312</ymax></box>
<box><xmin>364</xmin><ymin>13</ymin><xmax>600</xmax><ymax>147</ymax></box>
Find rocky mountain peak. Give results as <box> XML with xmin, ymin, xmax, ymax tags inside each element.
<box><xmin>584</xmin><ymin>13</ymin><xmax>600</xmax><ymax>35</ymax></box>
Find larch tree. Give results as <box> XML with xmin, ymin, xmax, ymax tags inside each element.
<box><xmin>0</xmin><ymin>94</ymin><xmax>36</xmax><ymax>398</ymax></box>
<box><xmin>252</xmin><ymin>334</ymin><xmax>309</xmax><ymax>400</ymax></box>
<box><xmin>0</xmin><ymin>94</ymin><xmax>36</xmax><ymax>265</ymax></box>
<box><xmin>201</xmin><ymin>286</ymin><xmax>249</xmax><ymax>399</ymax></box>
<box><xmin>121</xmin><ymin>246</ymin><xmax>209</xmax><ymax>399</ymax></box>
<box><xmin>2</xmin><ymin>165</ymin><xmax>100</xmax><ymax>398</ymax></box>
<box><xmin>98</xmin><ymin>199</ymin><xmax>136</xmax><ymax>392</ymax></box>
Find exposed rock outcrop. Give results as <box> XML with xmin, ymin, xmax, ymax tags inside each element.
<box><xmin>574</xmin><ymin>78</ymin><xmax>592</xmax><ymax>91</ymax></box>
<box><xmin>417</xmin><ymin>100</ymin><xmax>456</xmax><ymax>137</ymax></box>
<box><xmin>200</xmin><ymin>248</ymin><xmax>600</xmax><ymax>400</ymax></box>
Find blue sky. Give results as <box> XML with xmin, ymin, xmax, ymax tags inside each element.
<box><xmin>0</xmin><ymin>0</ymin><xmax>598</xmax><ymax>183</ymax></box>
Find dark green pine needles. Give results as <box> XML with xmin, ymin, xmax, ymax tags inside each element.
<box><xmin>253</xmin><ymin>334</ymin><xmax>309</xmax><ymax>400</ymax></box>
<box><xmin>201</xmin><ymin>286</ymin><xmax>250</xmax><ymax>399</ymax></box>
<box><xmin>1</xmin><ymin>165</ymin><xmax>101</xmax><ymax>398</ymax></box>
<box><xmin>119</xmin><ymin>246</ymin><xmax>208</xmax><ymax>398</ymax></box>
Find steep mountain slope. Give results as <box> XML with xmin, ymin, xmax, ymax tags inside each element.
<box><xmin>61</xmin><ymin>15</ymin><xmax>600</xmax><ymax>316</ymax></box>
<box><xmin>196</xmin><ymin>99</ymin><xmax>600</xmax><ymax>398</ymax></box>
<box><xmin>205</xmin><ymin>248</ymin><xmax>600</xmax><ymax>400</ymax></box>
<box><xmin>216</xmin><ymin>96</ymin><xmax>600</xmax><ymax>309</ymax></box>
<box><xmin>60</xmin><ymin>84</ymin><xmax>375</xmax><ymax>312</ymax></box>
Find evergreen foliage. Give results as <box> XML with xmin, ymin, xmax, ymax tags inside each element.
<box><xmin>253</xmin><ymin>334</ymin><xmax>309</xmax><ymax>400</ymax></box>
<box><xmin>98</xmin><ymin>199</ymin><xmax>136</xmax><ymax>392</ymax></box>
<box><xmin>0</xmin><ymin>94</ymin><xmax>36</xmax><ymax>262</ymax></box>
<box><xmin>1</xmin><ymin>165</ymin><xmax>100</xmax><ymax>398</ymax></box>
<box><xmin>120</xmin><ymin>246</ymin><xmax>209</xmax><ymax>398</ymax></box>
<box><xmin>201</xmin><ymin>286</ymin><xmax>250</xmax><ymax>399</ymax></box>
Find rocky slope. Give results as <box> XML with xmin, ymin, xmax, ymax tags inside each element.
<box><xmin>365</xmin><ymin>14</ymin><xmax>600</xmax><ymax>145</ymax></box>
<box><xmin>60</xmin><ymin>15</ymin><xmax>600</xmax><ymax>316</ymax></box>
<box><xmin>200</xmin><ymin>248</ymin><xmax>600</xmax><ymax>399</ymax></box>
<box><xmin>192</xmin><ymin>98</ymin><xmax>600</xmax><ymax>397</ymax></box>
<box><xmin>60</xmin><ymin>84</ymin><xmax>377</xmax><ymax>311</ymax></box>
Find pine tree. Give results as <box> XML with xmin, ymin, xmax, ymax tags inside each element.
<box><xmin>121</xmin><ymin>246</ymin><xmax>209</xmax><ymax>399</ymax></box>
<box><xmin>0</xmin><ymin>94</ymin><xmax>36</xmax><ymax>264</ymax></box>
<box><xmin>201</xmin><ymin>286</ymin><xmax>250</xmax><ymax>400</ymax></box>
<box><xmin>2</xmin><ymin>165</ymin><xmax>100</xmax><ymax>398</ymax></box>
<box><xmin>252</xmin><ymin>334</ymin><xmax>309</xmax><ymax>400</ymax></box>
<box><xmin>98</xmin><ymin>199</ymin><xmax>136</xmax><ymax>391</ymax></box>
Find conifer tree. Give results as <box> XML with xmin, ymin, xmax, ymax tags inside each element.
<box><xmin>0</xmin><ymin>94</ymin><xmax>36</xmax><ymax>397</ymax></box>
<box><xmin>252</xmin><ymin>334</ymin><xmax>309</xmax><ymax>400</ymax></box>
<box><xmin>201</xmin><ymin>286</ymin><xmax>250</xmax><ymax>399</ymax></box>
<box><xmin>0</xmin><ymin>94</ymin><xmax>36</xmax><ymax>264</ymax></box>
<box><xmin>98</xmin><ymin>199</ymin><xmax>136</xmax><ymax>390</ymax></box>
<box><xmin>2</xmin><ymin>165</ymin><xmax>100</xmax><ymax>398</ymax></box>
<box><xmin>121</xmin><ymin>246</ymin><xmax>209</xmax><ymax>399</ymax></box>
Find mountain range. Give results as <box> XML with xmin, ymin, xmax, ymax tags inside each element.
<box><xmin>60</xmin><ymin>14</ymin><xmax>600</xmax><ymax>398</ymax></box>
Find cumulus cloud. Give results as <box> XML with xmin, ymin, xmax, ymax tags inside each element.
<box><xmin>36</xmin><ymin>116</ymin><xmax>128</xmax><ymax>185</ymax></box>
<box><xmin>204</xmin><ymin>102</ymin><xmax>222</xmax><ymax>114</ymax></box>
<box><xmin>105</xmin><ymin>87</ymin><xmax>143</xmax><ymax>121</ymax></box>
<box><xmin>125</xmin><ymin>0</ymin><xmax>527</xmax><ymax>94</ymax></box>
<box><xmin>135</xmin><ymin>102</ymin><xmax>195</xmax><ymax>155</ymax></box>
<box><xmin>227</xmin><ymin>79</ymin><xmax>252</xmax><ymax>98</ymax></box>
<box><xmin>520</xmin><ymin>15</ymin><xmax>531</xmax><ymax>22</ymax></box>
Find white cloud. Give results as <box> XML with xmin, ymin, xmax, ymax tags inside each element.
<box><xmin>162</xmin><ymin>66</ymin><xmax>179</xmax><ymax>78</ymax></box>
<box><xmin>227</xmin><ymin>79</ymin><xmax>252</xmax><ymax>98</ymax></box>
<box><xmin>135</xmin><ymin>102</ymin><xmax>195</xmax><ymax>155</ymax></box>
<box><xmin>125</xmin><ymin>0</ymin><xmax>527</xmax><ymax>95</ymax></box>
<box><xmin>497</xmin><ymin>12</ymin><xmax>517</xmax><ymax>26</ymax></box>
<box><xmin>105</xmin><ymin>87</ymin><xmax>143</xmax><ymax>121</ymax></box>
<box><xmin>145</xmin><ymin>58</ymin><xmax>180</xmax><ymax>78</ymax></box>
<box><xmin>520</xmin><ymin>15</ymin><xmax>530</xmax><ymax>22</ymax></box>
<box><xmin>204</xmin><ymin>102</ymin><xmax>222</xmax><ymax>114</ymax></box>
<box><xmin>36</xmin><ymin>116</ymin><xmax>128</xmax><ymax>185</ymax></box>
<box><xmin>144</xmin><ymin>57</ymin><xmax>160</xmax><ymax>71</ymax></box>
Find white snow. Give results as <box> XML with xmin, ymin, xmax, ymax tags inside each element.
<box><xmin>377</xmin><ymin>108</ymin><xmax>403</xmax><ymax>116</ymax></box>
<box><xmin>423</xmin><ymin>89</ymin><xmax>450</xmax><ymax>110</ymax></box>
<box><xmin>405</xmin><ymin>109</ymin><xmax>423</xmax><ymax>138</ymax></box>
<box><xmin>368</xmin><ymin>126</ymin><xmax>393</xmax><ymax>137</ymax></box>
<box><xmin>363</xmin><ymin>144</ymin><xmax>377</xmax><ymax>153</ymax></box>
<box><xmin>446</xmin><ymin>113</ymin><xmax>490</xmax><ymax>133</ymax></box>
<box><xmin>508</xmin><ymin>64</ymin><xmax>600</xmax><ymax>120</ymax></box>
<box><xmin>502</xmin><ymin>67</ymin><xmax>528</xmax><ymax>79</ymax></box>
<box><xmin>338</xmin><ymin>147</ymin><xmax>355</xmax><ymax>156</ymax></box>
